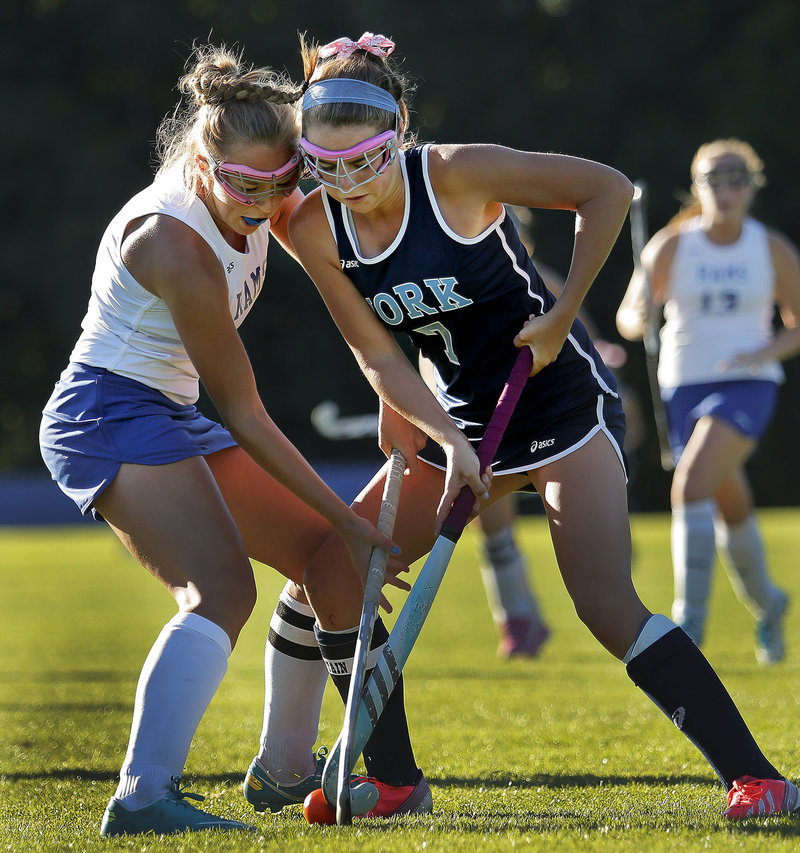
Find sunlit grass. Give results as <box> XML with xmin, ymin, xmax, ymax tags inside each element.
<box><xmin>2</xmin><ymin>510</ymin><xmax>800</xmax><ymax>850</ymax></box>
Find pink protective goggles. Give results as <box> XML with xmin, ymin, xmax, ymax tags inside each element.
<box><xmin>299</xmin><ymin>129</ymin><xmax>397</xmax><ymax>194</ymax></box>
<box><xmin>212</xmin><ymin>152</ymin><xmax>303</xmax><ymax>205</ymax></box>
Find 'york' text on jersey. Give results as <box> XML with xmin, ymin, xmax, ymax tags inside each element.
<box><xmin>366</xmin><ymin>277</ymin><xmax>473</xmax><ymax>326</ymax></box>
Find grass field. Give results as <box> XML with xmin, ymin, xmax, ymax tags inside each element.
<box><xmin>2</xmin><ymin>509</ymin><xmax>800</xmax><ymax>851</ymax></box>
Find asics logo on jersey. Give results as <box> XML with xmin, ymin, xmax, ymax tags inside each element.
<box><xmin>341</xmin><ymin>259</ymin><xmax>360</xmax><ymax>269</ymax></box>
<box><xmin>367</xmin><ymin>276</ymin><xmax>473</xmax><ymax>326</ymax></box>
<box><xmin>672</xmin><ymin>706</ymin><xmax>686</xmax><ymax>729</ymax></box>
<box><xmin>227</xmin><ymin>261</ymin><xmax>235</xmax><ymax>273</ymax></box>
<box><xmin>531</xmin><ymin>438</ymin><xmax>555</xmax><ymax>452</ymax></box>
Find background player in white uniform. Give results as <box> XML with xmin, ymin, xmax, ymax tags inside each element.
<box><xmin>285</xmin><ymin>34</ymin><xmax>800</xmax><ymax>820</ymax></box>
<box><xmin>39</xmin><ymin>43</ymin><xmax>420</xmax><ymax>837</ymax></box>
<box><xmin>617</xmin><ymin>139</ymin><xmax>800</xmax><ymax>663</ymax></box>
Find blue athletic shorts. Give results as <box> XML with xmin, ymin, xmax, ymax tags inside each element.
<box><xmin>662</xmin><ymin>379</ymin><xmax>779</xmax><ymax>462</ymax></box>
<box><xmin>39</xmin><ymin>363</ymin><xmax>237</xmax><ymax>518</ymax></box>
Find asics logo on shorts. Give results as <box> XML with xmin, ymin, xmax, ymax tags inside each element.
<box><xmin>530</xmin><ymin>438</ymin><xmax>555</xmax><ymax>452</ymax></box>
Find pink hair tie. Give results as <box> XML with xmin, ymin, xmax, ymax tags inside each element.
<box><xmin>318</xmin><ymin>32</ymin><xmax>395</xmax><ymax>59</ymax></box>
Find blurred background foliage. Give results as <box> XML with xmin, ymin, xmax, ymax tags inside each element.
<box><xmin>2</xmin><ymin>0</ymin><xmax>799</xmax><ymax>510</ymax></box>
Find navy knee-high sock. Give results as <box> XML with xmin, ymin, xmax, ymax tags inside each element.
<box><xmin>627</xmin><ymin>626</ymin><xmax>780</xmax><ymax>788</ymax></box>
<box><xmin>316</xmin><ymin>618</ymin><xmax>419</xmax><ymax>787</ymax></box>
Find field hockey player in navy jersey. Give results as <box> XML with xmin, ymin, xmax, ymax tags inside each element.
<box><xmin>281</xmin><ymin>31</ymin><xmax>800</xmax><ymax>820</ymax></box>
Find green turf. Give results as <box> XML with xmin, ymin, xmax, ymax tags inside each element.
<box><xmin>2</xmin><ymin>510</ymin><xmax>799</xmax><ymax>851</ymax></box>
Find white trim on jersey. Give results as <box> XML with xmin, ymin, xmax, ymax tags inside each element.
<box><xmin>567</xmin><ymin>333</ymin><xmax>619</xmax><ymax>398</ymax></box>
<box><xmin>420</xmin><ymin>146</ymin><xmax>504</xmax><ymax>245</ymax></box>
<box><xmin>321</xmin><ymin>153</ymin><xmax>412</xmax><ymax>265</ymax></box>
<box><xmin>418</xmin><ymin>394</ymin><xmax>626</xmax><ymax>480</ymax></box>
<box><xmin>492</xmin><ymin>213</ymin><xmax>546</xmax><ymax>313</ymax></box>
<box><xmin>492</xmin><ymin>188</ymin><xmax>618</xmax><ymax>400</ymax></box>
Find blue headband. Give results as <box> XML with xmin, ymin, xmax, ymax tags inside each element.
<box><xmin>302</xmin><ymin>78</ymin><xmax>399</xmax><ymax>116</ymax></box>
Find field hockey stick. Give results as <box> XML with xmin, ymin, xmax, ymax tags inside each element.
<box><xmin>322</xmin><ymin>345</ymin><xmax>534</xmax><ymax>813</ymax></box>
<box><xmin>336</xmin><ymin>448</ymin><xmax>406</xmax><ymax>825</ymax></box>
<box><xmin>630</xmin><ymin>182</ymin><xmax>674</xmax><ymax>471</ymax></box>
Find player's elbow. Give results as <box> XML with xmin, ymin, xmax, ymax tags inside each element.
<box><xmin>615</xmin><ymin>306</ymin><xmax>645</xmax><ymax>341</ymax></box>
<box><xmin>613</xmin><ymin>171</ymin><xmax>635</xmax><ymax>205</ymax></box>
<box><xmin>601</xmin><ymin>169</ymin><xmax>635</xmax><ymax>217</ymax></box>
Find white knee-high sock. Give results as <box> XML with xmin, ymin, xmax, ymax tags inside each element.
<box><xmin>479</xmin><ymin>527</ymin><xmax>542</xmax><ymax>623</ymax></box>
<box><xmin>671</xmin><ymin>500</ymin><xmax>716</xmax><ymax>634</ymax></box>
<box><xmin>115</xmin><ymin>612</ymin><xmax>231</xmax><ymax>810</ymax></box>
<box><xmin>715</xmin><ymin>515</ymin><xmax>780</xmax><ymax>619</ymax></box>
<box><xmin>256</xmin><ymin>583</ymin><xmax>327</xmax><ymax>784</ymax></box>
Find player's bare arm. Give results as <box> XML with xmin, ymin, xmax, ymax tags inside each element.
<box><xmin>289</xmin><ymin>192</ymin><xmax>490</xmax><ymax>507</ymax></box>
<box><xmin>123</xmin><ymin>213</ymin><xmax>400</xmax><ymax>570</ymax></box>
<box><xmin>617</xmin><ymin>228</ymin><xmax>679</xmax><ymax>340</ymax></box>
<box><xmin>429</xmin><ymin>144</ymin><xmax>633</xmax><ymax>373</ymax></box>
<box><xmin>266</xmin><ymin>187</ymin><xmax>304</xmax><ymax>260</ymax></box>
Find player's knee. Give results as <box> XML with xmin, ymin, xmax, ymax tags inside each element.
<box><xmin>303</xmin><ymin>561</ymin><xmax>361</xmax><ymax>631</ymax></box>
<box><xmin>184</xmin><ymin>560</ymin><xmax>257</xmax><ymax>641</ymax></box>
<box><xmin>670</xmin><ymin>464</ymin><xmax>689</xmax><ymax>503</ymax></box>
<box><xmin>671</xmin><ymin>465</ymin><xmax>709</xmax><ymax>506</ymax></box>
<box><xmin>209</xmin><ymin>590</ymin><xmax>256</xmax><ymax>646</ymax></box>
<box><xmin>231</xmin><ymin>574</ymin><xmax>258</xmax><ymax>627</ymax></box>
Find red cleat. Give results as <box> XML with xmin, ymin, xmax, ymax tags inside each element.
<box><xmin>303</xmin><ymin>770</ymin><xmax>433</xmax><ymax>823</ymax></box>
<box><xmin>724</xmin><ymin>775</ymin><xmax>800</xmax><ymax>820</ymax></box>
<box><xmin>360</xmin><ymin>770</ymin><xmax>432</xmax><ymax>817</ymax></box>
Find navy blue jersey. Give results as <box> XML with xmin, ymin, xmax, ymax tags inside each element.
<box><xmin>322</xmin><ymin>144</ymin><xmax>624</xmax><ymax>473</ymax></box>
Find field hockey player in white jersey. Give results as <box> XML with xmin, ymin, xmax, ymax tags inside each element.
<box><xmin>617</xmin><ymin>139</ymin><xmax>800</xmax><ymax>664</ymax></box>
<box><xmin>38</xmin><ymin>43</ymin><xmax>419</xmax><ymax>837</ymax></box>
<box><xmin>287</xmin><ymin>33</ymin><xmax>800</xmax><ymax>821</ymax></box>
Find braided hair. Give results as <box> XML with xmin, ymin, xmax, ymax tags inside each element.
<box><xmin>155</xmin><ymin>43</ymin><xmax>302</xmax><ymax>188</ymax></box>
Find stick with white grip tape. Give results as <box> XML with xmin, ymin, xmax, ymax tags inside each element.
<box><xmin>336</xmin><ymin>448</ymin><xmax>406</xmax><ymax>825</ymax></box>
<box><xmin>323</xmin><ymin>346</ymin><xmax>534</xmax><ymax>815</ymax></box>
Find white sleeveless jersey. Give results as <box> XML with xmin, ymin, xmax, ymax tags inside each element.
<box><xmin>69</xmin><ymin>169</ymin><xmax>271</xmax><ymax>404</ymax></box>
<box><xmin>658</xmin><ymin>217</ymin><xmax>783</xmax><ymax>388</ymax></box>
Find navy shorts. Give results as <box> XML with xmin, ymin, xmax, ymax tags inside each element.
<box><xmin>662</xmin><ymin>379</ymin><xmax>778</xmax><ymax>461</ymax></box>
<box><xmin>418</xmin><ymin>392</ymin><xmax>627</xmax><ymax>490</ymax></box>
<box><xmin>39</xmin><ymin>363</ymin><xmax>237</xmax><ymax>518</ymax></box>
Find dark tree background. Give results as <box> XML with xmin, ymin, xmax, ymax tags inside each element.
<box><xmin>2</xmin><ymin>0</ymin><xmax>799</xmax><ymax>510</ymax></box>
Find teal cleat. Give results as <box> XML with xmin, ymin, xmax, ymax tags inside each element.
<box><xmin>756</xmin><ymin>591</ymin><xmax>788</xmax><ymax>665</ymax></box>
<box><xmin>243</xmin><ymin>747</ymin><xmax>331</xmax><ymax>813</ymax></box>
<box><xmin>100</xmin><ymin>777</ymin><xmax>256</xmax><ymax>837</ymax></box>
